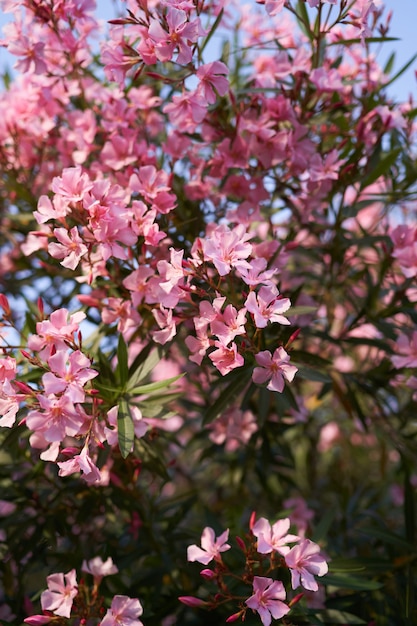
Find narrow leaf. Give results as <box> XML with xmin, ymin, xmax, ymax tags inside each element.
<box><xmin>294</xmin><ymin>366</ymin><xmax>332</xmax><ymax>383</ymax></box>
<box><xmin>311</xmin><ymin>609</ymin><xmax>366</xmax><ymax>624</ymax></box>
<box><xmin>200</xmin><ymin>9</ymin><xmax>224</xmax><ymax>56</ymax></box>
<box><xmin>384</xmin><ymin>52</ymin><xmax>417</xmax><ymax>89</ymax></box>
<box><xmin>360</xmin><ymin>148</ymin><xmax>401</xmax><ymax>190</ymax></box>
<box><xmin>322</xmin><ymin>573</ymin><xmax>383</xmax><ymax>591</ymax></box>
<box><xmin>203</xmin><ymin>368</ymin><xmax>252</xmax><ymax>425</ymax></box>
<box><xmin>117</xmin><ymin>399</ymin><xmax>135</xmax><ymax>459</ymax></box>
<box><xmin>116</xmin><ymin>334</ymin><xmax>129</xmax><ymax>386</ymax></box>
<box><xmin>127</xmin><ymin>374</ymin><xmax>184</xmax><ymax>396</ymax></box>
<box><xmin>128</xmin><ymin>344</ymin><xmax>165</xmax><ymax>388</ymax></box>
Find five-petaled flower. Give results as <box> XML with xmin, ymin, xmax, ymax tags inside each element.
<box><xmin>40</xmin><ymin>569</ymin><xmax>78</xmax><ymax>618</ymax></box>
<box><xmin>252</xmin><ymin>347</ymin><xmax>298</xmax><ymax>392</ymax></box>
<box><xmin>285</xmin><ymin>538</ymin><xmax>328</xmax><ymax>591</ymax></box>
<box><xmin>100</xmin><ymin>595</ymin><xmax>144</xmax><ymax>626</ymax></box>
<box><xmin>187</xmin><ymin>526</ymin><xmax>231</xmax><ymax>565</ymax></box>
<box><xmin>252</xmin><ymin>517</ymin><xmax>299</xmax><ymax>556</ymax></box>
<box><xmin>245</xmin><ymin>576</ymin><xmax>290</xmax><ymax>626</ymax></box>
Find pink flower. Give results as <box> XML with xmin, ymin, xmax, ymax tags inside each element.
<box><xmin>163</xmin><ymin>91</ymin><xmax>207</xmax><ymax>131</ymax></box>
<box><xmin>43</xmin><ymin>349</ymin><xmax>98</xmax><ymax>403</ymax></box>
<box><xmin>245</xmin><ymin>576</ymin><xmax>290</xmax><ymax>626</ymax></box>
<box><xmin>51</xmin><ymin>166</ymin><xmax>93</xmax><ymax>205</ymax></box>
<box><xmin>27</xmin><ymin>308</ymin><xmax>86</xmax><ymax>359</ymax></box>
<box><xmin>253</xmin><ymin>347</ymin><xmax>298</xmax><ymax>392</ymax></box>
<box><xmin>152</xmin><ymin>306</ymin><xmax>177</xmax><ymax>345</ymax></box>
<box><xmin>187</xmin><ymin>527</ymin><xmax>231</xmax><ymax>564</ymax></box>
<box><xmin>0</xmin><ymin>357</ymin><xmax>16</xmax><ymax>382</ymax></box>
<box><xmin>26</xmin><ymin>393</ymin><xmax>85</xmax><ymax>442</ymax></box>
<box><xmin>48</xmin><ymin>226</ymin><xmax>88</xmax><ymax>270</ymax></box>
<box><xmin>252</xmin><ymin>517</ymin><xmax>299</xmax><ymax>556</ymax></box>
<box><xmin>57</xmin><ymin>445</ymin><xmax>101</xmax><ymax>484</ymax></box>
<box><xmin>100</xmin><ymin>595</ymin><xmax>143</xmax><ymax>626</ymax></box>
<box><xmin>148</xmin><ymin>8</ymin><xmax>203</xmax><ymax>65</ymax></box>
<box><xmin>209</xmin><ymin>340</ymin><xmax>244</xmax><ymax>376</ymax></box>
<box><xmin>210</xmin><ymin>304</ymin><xmax>247</xmax><ymax>344</ymax></box>
<box><xmin>392</xmin><ymin>332</ymin><xmax>417</xmax><ymax>369</ymax></box>
<box><xmin>245</xmin><ymin>286</ymin><xmax>291</xmax><ymax>328</ymax></box>
<box><xmin>82</xmin><ymin>556</ymin><xmax>118</xmax><ymax>582</ymax></box>
<box><xmin>208</xmin><ymin>407</ymin><xmax>257</xmax><ymax>451</ymax></box>
<box><xmin>40</xmin><ymin>569</ymin><xmax>78</xmax><ymax>618</ymax></box>
<box><xmin>202</xmin><ymin>224</ymin><xmax>252</xmax><ymax>276</ymax></box>
<box><xmin>285</xmin><ymin>539</ymin><xmax>328</xmax><ymax>591</ymax></box>
<box><xmin>196</xmin><ymin>61</ymin><xmax>229</xmax><ymax>104</ymax></box>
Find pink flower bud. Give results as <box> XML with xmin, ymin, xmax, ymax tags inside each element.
<box><xmin>178</xmin><ymin>596</ymin><xmax>207</xmax><ymax>608</ymax></box>
<box><xmin>289</xmin><ymin>592</ymin><xmax>304</xmax><ymax>607</ymax></box>
<box><xmin>249</xmin><ymin>511</ymin><xmax>257</xmax><ymax>531</ymax></box>
<box><xmin>14</xmin><ymin>380</ymin><xmax>34</xmax><ymax>395</ymax></box>
<box><xmin>226</xmin><ymin>611</ymin><xmax>243</xmax><ymax>622</ymax></box>
<box><xmin>24</xmin><ymin>617</ymin><xmax>52</xmax><ymax>625</ymax></box>
<box><xmin>235</xmin><ymin>536</ymin><xmax>246</xmax><ymax>552</ymax></box>
<box><xmin>286</xmin><ymin>328</ymin><xmax>301</xmax><ymax>347</ymax></box>
<box><xmin>200</xmin><ymin>568</ymin><xmax>215</xmax><ymax>580</ymax></box>
<box><xmin>0</xmin><ymin>294</ymin><xmax>11</xmax><ymax>316</ymax></box>
<box><xmin>61</xmin><ymin>447</ymin><xmax>80</xmax><ymax>456</ymax></box>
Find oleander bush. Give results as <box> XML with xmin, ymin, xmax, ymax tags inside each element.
<box><xmin>0</xmin><ymin>1</ymin><xmax>416</xmax><ymax>624</ymax></box>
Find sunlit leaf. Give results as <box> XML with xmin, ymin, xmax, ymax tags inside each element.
<box><xmin>117</xmin><ymin>398</ymin><xmax>135</xmax><ymax>459</ymax></box>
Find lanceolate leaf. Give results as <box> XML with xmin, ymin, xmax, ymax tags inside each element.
<box><xmin>126</xmin><ymin>374</ymin><xmax>184</xmax><ymax>396</ymax></box>
<box><xmin>117</xmin><ymin>398</ymin><xmax>135</xmax><ymax>459</ymax></box>
<box><xmin>203</xmin><ymin>368</ymin><xmax>253</xmax><ymax>425</ymax></box>
<box><xmin>116</xmin><ymin>333</ymin><xmax>129</xmax><ymax>386</ymax></box>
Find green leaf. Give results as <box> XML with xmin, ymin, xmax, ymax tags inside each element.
<box><xmin>116</xmin><ymin>334</ymin><xmax>129</xmax><ymax>386</ymax></box>
<box><xmin>117</xmin><ymin>398</ymin><xmax>135</xmax><ymax>459</ymax></box>
<box><xmin>126</xmin><ymin>374</ymin><xmax>184</xmax><ymax>396</ymax></box>
<box><xmin>329</xmin><ymin>557</ymin><xmax>392</xmax><ymax>574</ymax></box>
<box><xmin>310</xmin><ymin>609</ymin><xmax>366</xmax><ymax>624</ymax></box>
<box><xmin>327</xmin><ymin>36</ymin><xmax>399</xmax><ymax>46</ymax></box>
<box><xmin>287</xmin><ymin>305</ymin><xmax>318</xmax><ymax>316</ymax></box>
<box><xmin>200</xmin><ymin>8</ymin><xmax>224</xmax><ymax>57</ymax></box>
<box><xmin>139</xmin><ymin>393</ymin><xmax>181</xmax><ymax>418</ymax></box>
<box><xmin>383</xmin><ymin>52</ymin><xmax>417</xmax><ymax>89</ymax></box>
<box><xmin>203</xmin><ymin>367</ymin><xmax>252</xmax><ymax>425</ymax></box>
<box><xmin>383</xmin><ymin>51</ymin><xmax>396</xmax><ymax>76</ymax></box>
<box><xmin>359</xmin><ymin>526</ymin><xmax>414</xmax><ymax>551</ymax></box>
<box><xmin>295</xmin><ymin>0</ymin><xmax>314</xmax><ymax>42</ymax></box>
<box><xmin>322</xmin><ymin>573</ymin><xmax>383</xmax><ymax>591</ymax></box>
<box><xmin>294</xmin><ymin>366</ymin><xmax>332</xmax><ymax>383</ymax></box>
<box><xmin>312</xmin><ymin>508</ymin><xmax>336</xmax><ymax>543</ymax></box>
<box><xmin>360</xmin><ymin>148</ymin><xmax>401</xmax><ymax>190</ymax></box>
<box><xmin>128</xmin><ymin>344</ymin><xmax>165</xmax><ymax>389</ymax></box>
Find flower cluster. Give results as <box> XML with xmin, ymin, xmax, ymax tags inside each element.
<box><xmin>25</xmin><ymin>557</ymin><xmax>143</xmax><ymax>626</ymax></box>
<box><xmin>182</xmin><ymin>515</ymin><xmax>328</xmax><ymax>625</ymax></box>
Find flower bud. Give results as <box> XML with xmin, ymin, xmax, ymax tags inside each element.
<box><xmin>289</xmin><ymin>592</ymin><xmax>304</xmax><ymax>607</ymax></box>
<box><xmin>235</xmin><ymin>536</ymin><xmax>246</xmax><ymax>552</ymax></box>
<box><xmin>0</xmin><ymin>294</ymin><xmax>11</xmax><ymax>316</ymax></box>
<box><xmin>178</xmin><ymin>596</ymin><xmax>207</xmax><ymax>608</ymax></box>
<box><xmin>200</xmin><ymin>568</ymin><xmax>215</xmax><ymax>580</ymax></box>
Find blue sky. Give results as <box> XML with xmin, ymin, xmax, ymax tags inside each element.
<box><xmin>377</xmin><ymin>0</ymin><xmax>417</xmax><ymax>100</ymax></box>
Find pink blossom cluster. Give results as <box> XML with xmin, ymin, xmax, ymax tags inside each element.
<box><xmin>0</xmin><ymin>305</ymin><xmax>148</xmax><ymax>483</ymax></box>
<box><xmin>24</xmin><ymin>557</ymin><xmax>144</xmax><ymax>625</ymax></box>
<box><xmin>183</xmin><ymin>514</ymin><xmax>328</xmax><ymax>625</ymax></box>
<box><xmin>23</xmin><ymin>161</ymin><xmax>298</xmax><ymax>387</ymax></box>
